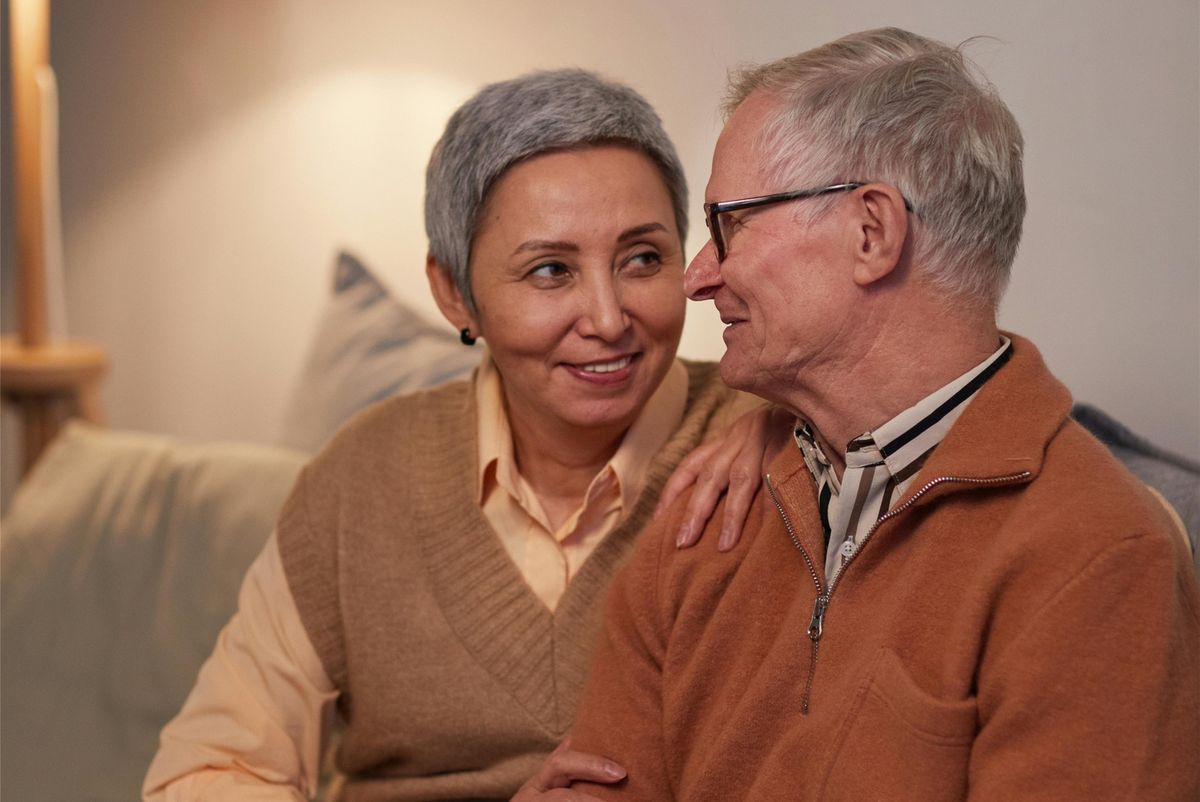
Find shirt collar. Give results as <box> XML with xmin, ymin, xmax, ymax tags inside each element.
<box><xmin>794</xmin><ymin>421</ymin><xmax>838</xmax><ymax>493</ymax></box>
<box><xmin>796</xmin><ymin>335</ymin><xmax>1013</xmax><ymax>487</ymax></box>
<box><xmin>476</xmin><ymin>355</ymin><xmax>688</xmax><ymax>516</ymax></box>
<box><xmin>476</xmin><ymin>354</ymin><xmax>515</xmax><ymax>505</ymax></box>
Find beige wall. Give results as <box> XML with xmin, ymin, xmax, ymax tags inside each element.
<box><xmin>3</xmin><ymin>0</ymin><xmax>1197</xmax><ymax>504</ymax></box>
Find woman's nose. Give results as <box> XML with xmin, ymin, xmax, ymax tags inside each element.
<box><xmin>579</xmin><ymin>279</ymin><xmax>630</xmax><ymax>341</ymax></box>
<box><xmin>685</xmin><ymin>240</ymin><xmax>723</xmax><ymax>301</ymax></box>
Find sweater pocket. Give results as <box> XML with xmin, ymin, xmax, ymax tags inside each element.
<box><xmin>822</xmin><ymin>648</ymin><xmax>976</xmax><ymax>802</ymax></box>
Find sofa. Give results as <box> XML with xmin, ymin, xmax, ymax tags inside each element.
<box><xmin>2</xmin><ymin>252</ymin><xmax>1196</xmax><ymax>802</ymax></box>
<box><xmin>1</xmin><ymin>252</ymin><xmax>479</xmax><ymax>802</ymax></box>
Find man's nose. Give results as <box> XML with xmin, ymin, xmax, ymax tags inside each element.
<box><xmin>684</xmin><ymin>240</ymin><xmax>723</xmax><ymax>301</ymax></box>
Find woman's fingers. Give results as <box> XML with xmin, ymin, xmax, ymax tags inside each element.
<box><xmin>676</xmin><ymin>439</ymin><xmax>740</xmax><ymax>548</ymax></box>
<box><xmin>660</xmin><ymin>405</ymin><xmax>793</xmax><ymax>550</ymax></box>
<box><xmin>512</xmin><ymin>740</ymin><xmax>626</xmax><ymax>800</ymax></box>
<box><xmin>655</xmin><ymin>438</ymin><xmax>722</xmax><ymax>531</ymax></box>
<box><xmin>539</xmin><ymin>748</ymin><xmax>626</xmax><ymax>788</ymax></box>
<box><xmin>667</xmin><ymin>406</ymin><xmax>779</xmax><ymax>550</ymax></box>
<box><xmin>715</xmin><ymin>440</ymin><xmax>762</xmax><ymax>550</ymax></box>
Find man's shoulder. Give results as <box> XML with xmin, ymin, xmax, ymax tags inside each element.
<box><xmin>637</xmin><ymin>480</ymin><xmax>792</xmax><ymax>628</ymax></box>
<box><xmin>988</xmin><ymin>415</ymin><xmax>1188</xmax><ymax>582</ymax></box>
<box><xmin>942</xmin><ymin>334</ymin><xmax>1176</xmax><ymax>552</ymax></box>
<box><xmin>1037</xmin><ymin>416</ymin><xmax>1176</xmax><ymax>532</ymax></box>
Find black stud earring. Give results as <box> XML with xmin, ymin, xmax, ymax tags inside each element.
<box><xmin>460</xmin><ymin>328</ymin><xmax>477</xmax><ymax>346</ymax></box>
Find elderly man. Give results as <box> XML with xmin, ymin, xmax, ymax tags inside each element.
<box><xmin>564</xmin><ymin>28</ymin><xmax>1200</xmax><ymax>802</ymax></box>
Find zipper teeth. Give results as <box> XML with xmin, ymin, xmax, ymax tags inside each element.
<box><xmin>827</xmin><ymin>471</ymin><xmax>1032</xmax><ymax>595</ymax></box>
<box><xmin>766</xmin><ymin>473</ymin><xmax>826</xmax><ymax>716</ymax></box>
<box><xmin>800</xmin><ymin>640</ymin><xmax>820</xmax><ymax>715</ymax></box>
<box><xmin>767</xmin><ymin>468</ymin><xmax>1031</xmax><ymax>716</ymax></box>
<box><xmin>765</xmin><ymin>474</ymin><xmax>825</xmax><ymax>595</ymax></box>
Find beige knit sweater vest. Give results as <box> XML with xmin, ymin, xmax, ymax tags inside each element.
<box><xmin>277</xmin><ymin>361</ymin><xmax>735</xmax><ymax>801</ymax></box>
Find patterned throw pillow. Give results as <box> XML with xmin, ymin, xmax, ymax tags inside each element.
<box><xmin>279</xmin><ymin>251</ymin><xmax>481</xmax><ymax>452</ymax></box>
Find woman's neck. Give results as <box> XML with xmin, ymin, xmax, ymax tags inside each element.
<box><xmin>506</xmin><ymin>409</ymin><xmax>627</xmax><ymax>533</ymax></box>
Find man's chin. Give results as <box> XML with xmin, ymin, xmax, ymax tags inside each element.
<box><xmin>717</xmin><ymin>353</ymin><xmax>757</xmax><ymax>394</ymax></box>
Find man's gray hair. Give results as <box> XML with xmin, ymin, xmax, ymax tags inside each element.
<box><xmin>425</xmin><ymin>69</ymin><xmax>688</xmax><ymax>312</ymax></box>
<box><xmin>726</xmin><ymin>28</ymin><xmax>1025</xmax><ymax>306</ymax></box>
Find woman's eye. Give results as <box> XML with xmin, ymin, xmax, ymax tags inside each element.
<box><xmin>624</xmin><ymin>250</ymin><xmax>662</xmax><ymax>275</ymax></box>
<box><xmin>528</xmin><ymin>262</ymin><xmax>569</xmax><ymax>281</ymax></box>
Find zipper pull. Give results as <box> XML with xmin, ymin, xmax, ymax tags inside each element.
<box><xmin>807</xmin><ymin>594</ymin><xmax>828</xmax><ymax>641</ymax></box>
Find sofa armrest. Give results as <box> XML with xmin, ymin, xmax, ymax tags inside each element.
<box><xmin>1</xmin><ymin>422</ymin><xmax>307</xmax><ymax>802</ymax></box>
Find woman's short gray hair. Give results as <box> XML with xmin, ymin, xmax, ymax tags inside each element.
<box><xmin>425</xmin><ymin>69</ymin><xmax>688</xmax><ymax>312</ymax></box>
<box><xmin>726</xmin><ymin>28</ymin><xmax>1025</xmax><ymax>307</ymax></box>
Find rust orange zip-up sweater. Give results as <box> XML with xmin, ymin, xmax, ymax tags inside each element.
<box><xmin>571</xmin><ymin>335</ymin><xmax>1200</xmax><ymax>802</ymax></box>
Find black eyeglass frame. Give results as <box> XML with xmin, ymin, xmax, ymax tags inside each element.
<box><xmin>703</xmin><ymin>181</ymin><xmax>914</xmax><ymax>261</ymax></box>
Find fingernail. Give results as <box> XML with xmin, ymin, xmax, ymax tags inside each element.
<box><xmin>675</xmin><ymin>524</ymin><xmax>693</xmax><ymax>548</ymax></box>
<box><xmin>718</xmin><ymin>528</ymin><xmax>734</xmax><ymax>551</ymax></box>
<box><xmin>604</xmin><ymin>762</ymin><xmax>627</xmax><ymax>780</ymax></box>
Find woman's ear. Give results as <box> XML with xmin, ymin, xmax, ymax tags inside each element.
<box><xmin>850</xmin><ymin>184</ymin><xmax>910</xmax><ymax>287</ymax></box>
<box><xmin>426</xmin><ymin>255</ymin><xmax>476</xmax><ymax>334</ymax></box>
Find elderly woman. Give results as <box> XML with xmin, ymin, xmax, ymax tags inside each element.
<box><xmin>143</xmin><ymin>69</ymin><xmax>766</xmax><ymax>801</ymax></box>
<box><xmin>145</xmin><ymin>70</ymin><xmax>763</xmax><ymax>802</ymax></box>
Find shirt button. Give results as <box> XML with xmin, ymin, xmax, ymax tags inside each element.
<box><xmin>840</xmin><ymin>541</ymin><xmax>856</xmax><ymax>557</ymax></box>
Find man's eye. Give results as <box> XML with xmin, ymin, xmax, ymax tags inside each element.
<box><xmin>721</xmin><ymin>214</ymin><xmax>745</xmax><ymax>236</ymax></box>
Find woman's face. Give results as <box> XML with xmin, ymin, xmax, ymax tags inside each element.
<box><xmin>467</xmin><ymin>145</ymin><xmax>686</xmax><ymax>441</ymax></box>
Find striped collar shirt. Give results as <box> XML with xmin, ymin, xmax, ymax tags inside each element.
<box><xmin>796</xmin><ymin>336</ymin><xmax>1013</xmax><ymax>583</ymax></box>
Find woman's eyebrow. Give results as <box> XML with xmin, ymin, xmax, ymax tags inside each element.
<box><xmin>512</xmin><ymin>239</ymin><xmax>579</xmax><ymax>256</ymax></box>
<box><xmin>511</xmin><ymin>222</ymin><xmax>668</xmax><ymax>257</ymax></box>
<box><xmin>617</xmin><ymin>223</ymin><xmax>668</xmax><ymax>242</ymax></box>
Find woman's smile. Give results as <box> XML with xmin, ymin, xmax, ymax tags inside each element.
<box><xmin>465</xmin><ymin>145</ymin><xmax>686</xmax><ymax>439</ymax></box>
<box><xmin>561</xmin><ymin>353</ymin><xmax>640</xmax><ymax>384</ymax></box>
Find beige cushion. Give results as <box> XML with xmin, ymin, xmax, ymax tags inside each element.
<box><xmin>0</xmin><ymin>422</ymin><xmax>307</xmax><ymax>802</ymax></box>
<box><xmin>279</xmin><ymin>251</ymin><xmax>481</xmax><ymax>452</ymax></box>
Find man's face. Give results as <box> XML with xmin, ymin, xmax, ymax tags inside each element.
<box><xmin>685</xmin><ymin>91</ymin><xmax>859</xmax><ymax>405</ymax></box>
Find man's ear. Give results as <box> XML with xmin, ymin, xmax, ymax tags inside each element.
<box><xmin>850</xmin><ymin>183</ymin><xmax>910</xmax><ymax>287</ymax></box>
<box><xmin>425</xmin><ymin>255</ymin><xmax>476</xmax><ymax>334</ymax></box>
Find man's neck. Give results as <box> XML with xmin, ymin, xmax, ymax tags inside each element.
<box><xmin>778</xmin><ymin>310</ymin><xmax>1002</xmax><ymax>479</ymax></box>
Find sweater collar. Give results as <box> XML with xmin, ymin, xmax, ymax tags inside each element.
<box><xmin>770</xmin><ymin>333</ymin><xmax>1072</xmax><ymax>502</ymax></box>
<box><xmin>913</xmin><ymin>332</ymin><xmax>1071</xmax><ymax>487</ymax></box>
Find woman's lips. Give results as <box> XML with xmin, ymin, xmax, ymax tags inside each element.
<box><xmin>579</xmin><ymin>355</ymin><xmax>632</xmax><ymax>373</ymax></box>
<box><xmin>562</xmin><ymin>353</ymin><xmax>639</xmax><ymax>384</ymax></box>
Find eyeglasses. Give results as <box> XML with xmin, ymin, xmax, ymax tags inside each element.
<box><xmin>703</xmin><ymin>182</ymin><xmax>914</xmax><ymax>261</ymax></box>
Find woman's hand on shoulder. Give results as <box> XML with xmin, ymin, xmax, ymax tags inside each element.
<box><xmin>512</xmin><ymin>738</ymin><xmax>625</xmax><ymax>802</ymax></box>
<box><xmin>658</xmin><ymin>404</ymin><xmax>792</xmax><ymax>551</ymax></box>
